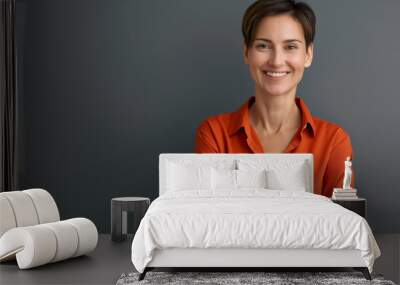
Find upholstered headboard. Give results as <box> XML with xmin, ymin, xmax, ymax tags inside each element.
<box><xmin>159</xmin><ymin>153</ymin><xmax>313</xmax><ymax>195</ymax></box>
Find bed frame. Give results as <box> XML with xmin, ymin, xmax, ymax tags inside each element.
<box><xmin>138</xmin><ymin>154</ymin><xmax>372</xmax><ymax>281</ymax></box>
<box><xmin>140</xmin><ymin>248</ymin><xmax>370</xmax><ymax>280</ymax></box>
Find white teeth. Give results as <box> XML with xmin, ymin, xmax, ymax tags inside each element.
<box><xmin>265</xmin><ymin>71</ymin><xmax>288</xmax><ymax>77</ymax></box>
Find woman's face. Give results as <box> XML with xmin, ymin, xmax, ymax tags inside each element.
<box><xmin>244</xmin><ymin>14</ymin><xmax>313</xmax><ymax>98</ymax></box>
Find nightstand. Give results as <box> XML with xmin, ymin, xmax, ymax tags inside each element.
<box><xmin>111</xmin><ymin>197</ymin><xmax>150</xmax><ymax>242</ymax></box>
<box><xmin>331</xmin><ymin>197</ymin><xmax>366</xmax><ymax>218</ymax></box>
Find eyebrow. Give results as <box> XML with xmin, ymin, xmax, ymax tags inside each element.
<box><xmin>254</xmin><ymin>38</ymin><xmax>303</xmax><ymax>44</ymax></box>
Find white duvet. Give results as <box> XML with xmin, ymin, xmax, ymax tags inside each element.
<box><xmin>131</xmin><ymin>190</ymin><xmax>380</xmax><ymax>273</ymax></box>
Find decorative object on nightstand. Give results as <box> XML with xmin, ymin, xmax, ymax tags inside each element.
<box><xmin>111</xmin><ymin>197</ymin><xmax>150</xmax><ymax>242</ymax></box>
<box><xmin>332</xmin><ymin>188</ymin><xmax>358</xmax><ymax>199</ymax></box>
<box><xmin>331</xmin><ymin>198</ymin><xmax>367</xmax><ymax>218</ymax></box>
<box><xmin>332</xmin><ymin>157</ymin><xmax>358</xmax><ymax>199</ymax></box>
<box><xmin>331</xmin><ymin>157</ymin><xmax>366</xmax><ymax>217</ymax></box>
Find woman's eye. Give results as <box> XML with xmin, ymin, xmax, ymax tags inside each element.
<box><xmin>256</xmin><ymin>43</ymin><xmax>270</xmax><ymax>49</ymax></box>
<box><xmin>286</xmin><ymin>45</ymin><xmax>298</xmax><ymax>50</ymax></box>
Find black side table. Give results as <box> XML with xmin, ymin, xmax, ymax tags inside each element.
<box><xmin>111</xmin><ymin>197</ymin><xmax>150</xmax><ymax>242</ymax></box>
<box><xmin>332</xmin><ymin>197</ymin><xmax>366</xmax><ymax>218</ymax></box>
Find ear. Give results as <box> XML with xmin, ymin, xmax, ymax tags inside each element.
<box><xmin>304</xmin><ymin>43</ymin><xmax>314</xmax><ymax>68</ymax></box>
<box><xmin>243</xmin><ymin>43</ymin><xmax>249</xmax><ymax>65</ymax></box>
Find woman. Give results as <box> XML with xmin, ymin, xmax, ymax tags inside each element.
<box><xmin>195</xmin><ymin>0</ymin><xmax>354</xmax><ymax>197</ymax></box>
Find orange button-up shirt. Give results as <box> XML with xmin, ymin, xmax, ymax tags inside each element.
<box><xmin>195</xmin><ymin>96</ymin><xmax>354</xmax><ymax>197</ymax></box>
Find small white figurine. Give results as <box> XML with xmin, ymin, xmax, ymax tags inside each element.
<box><xmin>343</xmin><ymin>156</ymin><xmax>352</xmax><ymax>189</ymax></box>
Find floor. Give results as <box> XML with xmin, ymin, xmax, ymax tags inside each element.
<box><xmin>0</xmin><ymin>234</ymin><xmax>399</xmax><ymax>285</ymax></box>
<box><xmin>0</xmin><ymin>235</ymin><xmax>133</xmax><ymax>285</ymax></box>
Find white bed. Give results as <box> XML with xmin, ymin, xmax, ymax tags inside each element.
<box><xmin>131</xmin><ymin>154</ymin><xmax>380</xmax><ymax>280</ymax></box>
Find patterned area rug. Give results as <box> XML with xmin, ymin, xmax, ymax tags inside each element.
<box><xmin>116</xmin><ymin>271</ymin><xmax>396</xmax><ymax>285</ymax></box>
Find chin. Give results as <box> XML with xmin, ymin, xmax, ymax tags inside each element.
<box><xmin>255</xmin><ymin>80</ymin><xmax>295</xmax><ymax>97</ymax></box>
<box><xmin>262</xmin><ymin>87</ymin><xmax>294</xmax><ymax>97</ymax></box>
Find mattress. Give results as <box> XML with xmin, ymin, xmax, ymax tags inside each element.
<box><xmin>131</xmin><ymin>189</ymin><xmax>380</xmax><ymax>273</ymax></box>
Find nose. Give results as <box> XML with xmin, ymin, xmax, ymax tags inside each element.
<box><xmin>268</xmin><ymin>49</ymin><xmax>285</xmax><ymax>67</ymax></box>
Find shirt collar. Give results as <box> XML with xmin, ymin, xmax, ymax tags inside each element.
<box><xmin>228</xmin><ymin>96</ymin><xmax>316</xmax><ymax>137</ymax></box>
<box><xmin>297</xmin><ymin>96</ymin><xmax>316</xmax><ymax>137</ymax></box>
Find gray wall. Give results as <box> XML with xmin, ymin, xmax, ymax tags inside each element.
<box><xmin>16</xmin><ymin>0</ymin><xmax>400</xmax><ymax>233</ymax></box>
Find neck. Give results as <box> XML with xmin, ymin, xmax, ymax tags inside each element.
<box><xmin>250</xmin><ymin>89</ymin><xmax>301</xmax><ymax>134</ymax></box>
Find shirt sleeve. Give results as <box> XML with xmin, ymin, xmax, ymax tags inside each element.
<box><xmin>322</xmin><ymin>128</ymin><xmax>355</xmax><ymax>197</ymax></box>
<box><xmin>194</xmin><ymin>120</ymin><xmax>220</xmax><ymax>153</ymax></box>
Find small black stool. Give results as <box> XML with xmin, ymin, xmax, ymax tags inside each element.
<box><xmin>111</xmin><ymin>197</ymin><xmax>150</xmax><ymax>242</ymax></box>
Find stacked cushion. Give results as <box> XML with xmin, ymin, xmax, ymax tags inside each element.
<box><xmin>0</xmin><ymin>218</ymin><xmax>97</xmax><ymax>269</ymax></box>
<box><xmin>0</xmin><ymin>195</ymin><xmax>17</xmax><ymax>237</ymax></box>
<box><xmin>0</xmin><ymin>189</ymin><xmax>59</xmax><ymax>237</ymax></box>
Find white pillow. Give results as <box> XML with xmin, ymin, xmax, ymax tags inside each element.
<box><xmin>237</xmin><ymin>169</ymin><xmax>267</xmax><ymax>188</ymax></box>
<box><xmin>211</xmin><ymin>169</ymin><xmax>268</xmax><ymax>190</ymax></box>
<box><xmin>167</xmin><ymin>162</ymin><xmax>212</xmax><ymax>191</ymax></box>
<box><xmin>167</xmin><ymin>158</ymin><xmax>236</xmax><ymax>170</ymax></box>
<box><xmin>211</xmin><ymin>168</ymin><xmax>237</xmax><ymax>190</ymax></box>
<box><xmin>266</xmin><ymin>166</ymin><xmax>306</xmax><ymax>191</ymax></box>
<box><xmin>237</xmin><ymin>158</ymin><xmax>305</xmax><ymax>171</ymax></box>
<box><xmin>238</xmin><ymin>159</ymin><xmax>308</xmax><ymax>192</ymax></box>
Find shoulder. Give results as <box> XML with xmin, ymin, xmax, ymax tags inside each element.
<box><xmin>313</xmin><ymin>116</ymin><xmax>352</xmax><ymax>145</ymax></box>
<box><xmin>196</xmin><ymin>112</ymin><xmax>233</xmax><ymax>135</ymax></box>
<box><xmin>195</xmin><ymin>111</ymin><xmax>236</xmax><ymax>153</ymax></box>
<box><xmin>197</xmin><ymin>97</ymin><xmax>251</xmax><ymax>136</ymax></box>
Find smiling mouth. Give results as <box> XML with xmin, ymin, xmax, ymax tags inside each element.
<box><xmin>263</xmin><ymin>71</ymin><xmax>290</xmax><ymax>78</ymax></box>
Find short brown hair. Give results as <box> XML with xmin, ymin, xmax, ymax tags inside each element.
<box><xmin>242</xmin><ymin>0</ymin><xmax>316</xmax><ymax>48</ymax></box>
